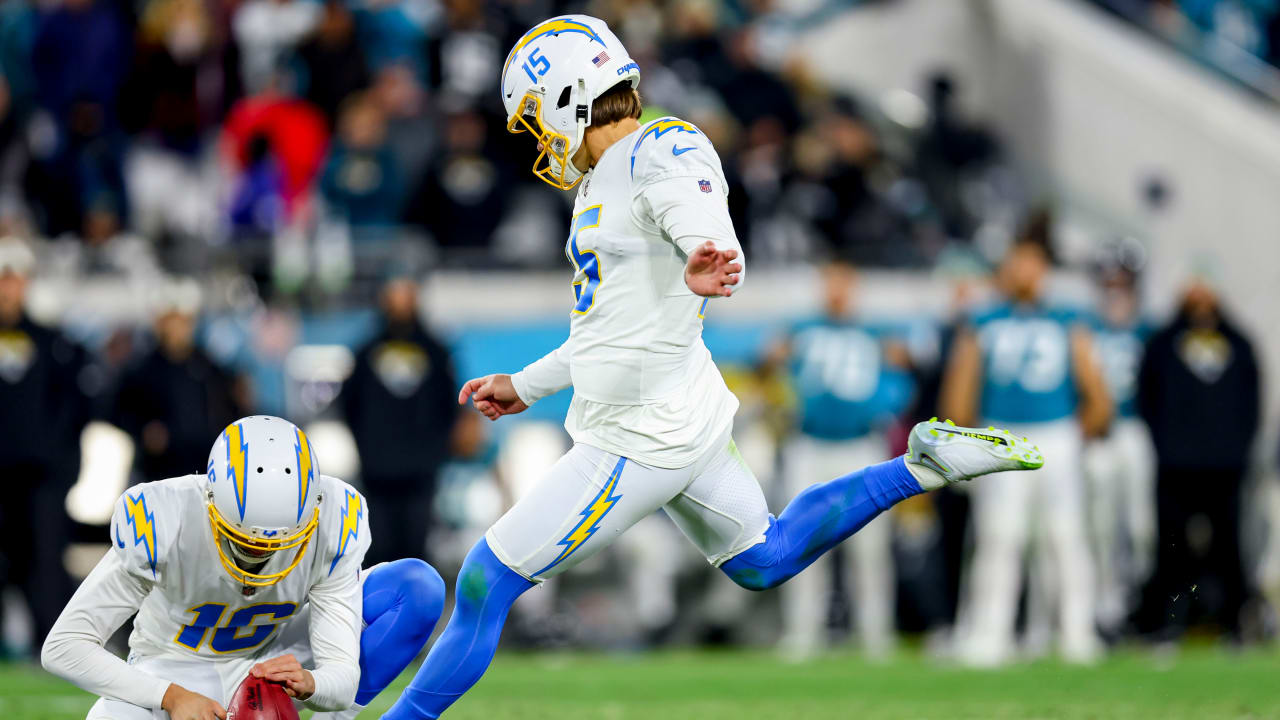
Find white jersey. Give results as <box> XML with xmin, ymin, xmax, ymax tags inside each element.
<box><xmin>511</xmin><ymin>116</ymin><xmax>744</xmax><ymax>468</ymax></box>
<box><xmin>42</xmin><ymin>474</ymin><xmax>371</xmax><ymax>711</ymax></box>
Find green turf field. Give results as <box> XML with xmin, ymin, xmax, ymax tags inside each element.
<box><xmin>5</xmin><ymin>647</ymin><xmax>1279</xmax><ymax>720</ymax></box>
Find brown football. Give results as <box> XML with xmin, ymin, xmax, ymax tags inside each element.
<box><xmin>225</xmin><ymin>674</ymin><xmax>300</xmax><ymax>720</ymax></box>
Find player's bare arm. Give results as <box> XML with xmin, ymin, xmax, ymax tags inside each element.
<box><xmin>459</xmin><ymin>373</ymin><xmax>529</xmax><ymax>420</ymax></box>
<box><xmin>1070</xmin><ymin>326</ymin><xmax>1114</xmax><ymax>437</ymax></box>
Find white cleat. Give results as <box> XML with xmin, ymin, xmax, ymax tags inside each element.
<box><xmin>905</xmin><ymin>418</ymin><xmax>1044</xmax><ymax>490</ymax></box>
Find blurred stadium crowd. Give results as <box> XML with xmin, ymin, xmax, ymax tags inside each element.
<box><xmin>1091</xmin><ymin>0</ymin><xmax>1280</xmax><ymax>73</ymax></box>
<box><xmin>0</xmin><ymin>0</ymin><xmax>1027</xmax><ymax>282</ymax></box>
<box><xmin>0</xmin><ymin>0</ymin><xmax>1278</xmax><ymax>670</ymax></box>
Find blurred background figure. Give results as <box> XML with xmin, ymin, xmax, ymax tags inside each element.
<box><xmin>900</xmin><ymin>249</ymin><xmax>991</xmax><ymax>644</ymax></box>
<box><xmin>943</xmin><ymin>229</ymin><xmax>1112</xmax><ymax>666</ymax></box>
<box><xmin>232</xmin><ymin>0</ymin><xmax>320</xmax><ymax>94</ymax></box>
<box><xmin>1083</xmin><ymin>238</ymin><xmax>1157</xmax><ymax>640</ymax></box>
<box><xmin>1135</xmin><ymin>270</ymin><xmax>1261</xmax><ymax>643</ymax></box>
<box><xmin>913</xmin><ymin>73</ymin><xmax>1002</xmax><ymax>244</ymax></box>
<box><xmin>298</xmin><ymin>0</ymin><xmax>371</xmax><ymax>126</ymax></box>
<box><xmin>405</xmin><ymin>108</ymin><xmax>513</xmax><ymax>259</ymax></box>
<box><xmin>339</xmin><ymin>273</ymin><xmax>457</xmax><ymax>565</ymax></box>
<box><xmin>110</xmin><ymin>277</ymin><xmax>245</xmax><ymax>483</ymax></box>
<box><xmin>28</xmin><ymin>0</ymin><xmax>130</xmax><ymax>241</ymax></box>
<box><xmin>0</xmin><ymin>238</ymin><xmax>83</xmax><ymax>650</ymax></box>
<box><xmin>320</xmin><ymin>91</ymin><xmax>403</xmax><ymax>230</ymax></box>
<box><xmin>764</xmin><ymin>258</ymin><xmax>915</xmax><ymax>660</ymax></box>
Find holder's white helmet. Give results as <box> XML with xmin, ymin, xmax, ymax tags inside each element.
<box><xmin>501</xmin><ymin>15</ymin><xmax>640</xmax><ymax>190</ymax></box>
<box><xmin>206</xmin><ymin>415</ymin><xmax>321</xmax><ymax>587</ymax></box>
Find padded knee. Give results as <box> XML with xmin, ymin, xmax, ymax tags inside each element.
<box><xmin>719</xmin><ymin>522</ymin><xmax>793</xmax><ymax>591</ymax></box>
<box><xmin>722</xmin><ymin>562</ymin><xmax>789</xmax><ymax>591</ymax></box>
<box><xmin>398</xmin><ymin>558</ymin><xmax>446</xmax><ymax>632</ymax></box>
<box><xmin>364</xmin><ymin>558</ymin><xmax>446</xmax><ymax>639</ymax></box>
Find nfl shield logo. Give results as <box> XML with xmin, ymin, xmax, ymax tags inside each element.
<box><xmin>698</xmin><ymin>179</ymin><xmax>712</xmax><ymax>193</ymax></box>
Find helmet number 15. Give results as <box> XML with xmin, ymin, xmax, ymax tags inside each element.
<box><xmin>522</xmin><ymin>48</ymin><xmax>551</xmax><ymax>83</ymax></box>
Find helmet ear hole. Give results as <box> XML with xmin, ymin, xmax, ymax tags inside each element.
<box><xmin>256</xmin><ymin>467</ymin><xmax>263</xmax><ymax>473</ymax></box>
<box><xmin>285</xmin><ymin>467</ymin><xmax>291</xmax><ymax>474</ymax></box>
<box><xmin>556</xmin><ymin>86</ymin><xmax>572</xmax><ymax>109</ymax></box>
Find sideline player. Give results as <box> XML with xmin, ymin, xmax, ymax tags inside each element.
<box><xmin>43</xmin><ymin>415</ymin><xmax>445</xmax><ymax>720</ymax></box>
<box><xmin>942</xmin><ymin>237</ymin><xmax>1112</xmax><ymax>665</ymax></box>
<box><xmin>1084</xmin><ymin>246</ymin><xmax>1155</xmax><ymax>636</ymax></box>
<box><xmin>764</xmin><ymin>259</ymin><xmax>916</xmax><ymax>659</ymax></box>
<box><xmin>382</xmin><ymin>16</ymin><xmax>1043</xmax><ymax>719</ymax></box>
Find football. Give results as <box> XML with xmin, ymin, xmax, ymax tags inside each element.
<box><xmin>225</xmin><ymin>675</ymin><xmax>299</xmax><ymax>720</ymax></box>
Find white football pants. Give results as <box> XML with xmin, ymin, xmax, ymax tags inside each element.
<box><xmin>1083</xmin><ymin>416</ymin><xmax>1156</xmax><ymax>630</ymax></box>
<box><xmin>957</xmin><ymin>418</ymin><xmax>1099</xmax><ymax>665</ymax></box>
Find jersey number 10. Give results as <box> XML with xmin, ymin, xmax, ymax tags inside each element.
<box><xmin>174</xmin><ymin>602</ymin><xmax>299</xmax><ymax>654</ymax></box>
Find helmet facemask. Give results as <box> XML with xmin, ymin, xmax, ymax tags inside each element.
<box><xmin>208</xmin><ymin>496</ymin><xmax>319</xmax><ymax>587</ymax></box>
<box><xmin>507</xmin><ymin>82</ymin><xmax>589</xmax><ymax>190</ymax></box>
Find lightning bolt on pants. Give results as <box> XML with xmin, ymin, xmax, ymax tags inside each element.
<box><xmin>381</xmin><ymin>538</ymin><xmax>533</xmax><ymax>720</ymax></box>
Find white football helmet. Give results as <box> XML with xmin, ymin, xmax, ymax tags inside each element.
<box><xmin>501</xmin><ymin>15</ymin><xmax>640</xmax><ymax>190</ymax></box>
<box><xmin>206</xmin><ymin>415</ymin><xmax>322</xmax><ymax>587</ymax></box>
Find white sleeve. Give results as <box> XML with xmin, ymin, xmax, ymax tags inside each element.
<box><xmin>510</xmin><ymin>336</ymin><xmax>574</xmax><ymax>406</ymax></box>
<box><xmin>41</xmin><ymin>551</ymin><xmax>171</xmax><ymax>709</ymax></box>
<box><xmin>304</xmin><ymin>484</ymin><xmax>371</xmax><ymax>711</ymax></box>
<box><xmin>637</xmin><ymin>174</ymin><xmax>746</xmax><ymax>289</ymax></box>
<box><xmin>303</xmin><ymin>565</ymin><xmax>363</xmax><ymax>711</ymax></box>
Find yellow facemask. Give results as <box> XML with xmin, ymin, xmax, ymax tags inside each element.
<box><xmin>507</xmin><ymin>91</ymin><xmax>583</xmax><ymax>190</ymax></box>
<box><xmin>207</xmin><ymin>500</ymin><xmax>319</xmax><ymax>587</ymax></box>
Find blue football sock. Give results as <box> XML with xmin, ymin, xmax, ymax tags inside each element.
<box><xmin>381</xmin><ymin>538</ymin><xmax>533</xmax><ymax>719</ymax></box>
<box><xmin>356</xmin><ymin>558</ymin><xmax>446</xmax><ymax>705</ymax></box>
<box><xmin>721</xmin><ymin>455</ymin><xmax>922</xmax><ymax>590</ymax></box>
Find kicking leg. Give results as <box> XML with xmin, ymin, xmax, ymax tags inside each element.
<box><xmin>720</xmin><ymin>419</ymin><xmax>1043</xmax><ymax>591</ymax></box>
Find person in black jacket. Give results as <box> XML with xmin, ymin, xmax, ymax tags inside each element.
<box><xmin>1135</xmin><ymin>277</ymin><xmax>1260</xmax><ymax>640</ymax></box>
<box><xmin>111</xmin><ymin>279</ymin><xmax>244</xmax><ymax>482</ymax></box>
<box><xmin>340</xmin><ymin>275</ymin><xmax>458</xmax><ymax>565</ymax></box>
<box><xmin>0</xmin><ymin>238</ymin><xmax>83</xmax><ymax>648</ymax></box>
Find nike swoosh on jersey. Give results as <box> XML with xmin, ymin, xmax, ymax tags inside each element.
<box><xmin>672</xmin><ymin>145</ymin><xmax>697</xmax><ymax>156</ymax></box>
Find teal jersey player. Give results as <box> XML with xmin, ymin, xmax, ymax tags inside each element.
<box><xmin>971</xmin><ymin>301</ymin><xmax>1088</xmax><ymax>424</ymax></box>
<box><xmin>789</xmin><ymin>317</ymin><xmax>915</xmax><ymax>440</ymax></box>
<box><xmin>1090</xmin><ymin>318</ymin><xmax>1152</xmax><ymax>419</ymax></box>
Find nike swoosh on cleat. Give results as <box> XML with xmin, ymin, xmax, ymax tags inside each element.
<box><xmin>672</xmin><ymin>145</ymin><xmax>696</xmax><ymax>156</ymax></box>
<box><xmin>919</xmin><ymin>453</ymin><xmax>950</xmax><ymax>476</ymax></box>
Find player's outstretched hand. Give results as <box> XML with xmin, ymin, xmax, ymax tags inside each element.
<box><xmin>459</xmin><ymin>373</ymin><xmax>529</xmax><ymax>421</ymax></box>
<box><xmin>684</xmin><ymin>241</ymin><xmax>742</xmax><ymax>298</ymax></box>
<box><xmin>250</xmin><ymin>653</ymin><xmax>315</xmax><ymax>700</ymax></box>
<box><xmin>161</xmin><ymin>683</ymin><xmax>227</xmax><ymax>720</ymax></box>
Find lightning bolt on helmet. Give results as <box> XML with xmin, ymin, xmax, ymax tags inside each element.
<box><xmin>206</xmin><ymin>415</ymin><xmax>322</xmax><ymax>587</ymax></box>
<box><xmin>500</xmin><ymin>14</ymin><xmax>640</xmax><ymax>190</ymax></box>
